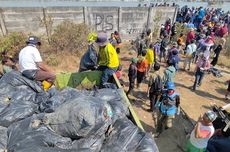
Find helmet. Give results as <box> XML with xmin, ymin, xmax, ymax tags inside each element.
<box><xmin>167</xmin><ymin>82</ymin><xmax>175</xmax><ymax>90</ymax></box>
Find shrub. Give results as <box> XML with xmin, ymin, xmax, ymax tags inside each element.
<box><xmin>0</xmin><ymin>32</ymin><xmax>28</xmax><ymax>59</ymax></box>
<box><xmin>50</xmin><ymin>21</ymin><xmax>90</xmax><ymax>54</ymax></box>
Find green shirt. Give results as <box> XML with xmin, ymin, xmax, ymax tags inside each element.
<box><xmin>3</xmin><ymin>65</ymin><xmax>13</xmax><ymax>74</ymax></box>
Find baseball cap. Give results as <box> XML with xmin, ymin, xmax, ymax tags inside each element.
<box><xmin>26</xmin><ymin>36</ymin><xmax>41</xmax><ymax>45</ymax></box>
<box><xmin>95</xmin><ymin>32</ymin><xmax>109</xmax><ymax>47</ymax></box>
<box><xmin>205</xmin><ymin>111</ymin><xmax>217</xmax><ymax>122</ymax></box>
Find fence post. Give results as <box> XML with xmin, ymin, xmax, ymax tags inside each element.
<box><xmin>146</xmin><ymin>6</ymin><xmax>151</xmax><ymax>30</ymax></box>
<box><xmin>0</xmin><ymin>8</ymin><xmax>7</xmax><ymax>36</ymax></box>
<box><xmin>118</xmin><ymin>7</ymin><xmax>121</xmax><ymax>33</ymax></box>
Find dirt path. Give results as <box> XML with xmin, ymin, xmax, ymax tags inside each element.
<box><xmin>119</xmin><ymin>48</ymin><xmax>230</xmax><ymax>134</ymax></box>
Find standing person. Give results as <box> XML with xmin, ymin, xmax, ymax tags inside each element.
<box><xmin>186</xmin><ymin>28</ymin><xmax>195</xmax><ymax>51</ymax></box>
<box><xmin>184</xmin><ymin>39</ymin><xmax>197</xmax><ymax>71</ymax></box>
<box><xmin>187</xmin><ymin>111</ymin><xmax>217</xmax><ymax>152</ymax></box>
<box><xmin>225</xmin><ymin>79</ymin><xmax>230</xmax><ymax>100</ymax></box>
<box><xmin>154</xmin><ymin>40</ymin><xmax>161</xmax><ymax>61</ymax></box>
<box><xmin>177</xmin><ymin>33</ymin><xmax>185</xmax><ymax>53</ymax></box>
<box><xmin>96</xmin><ymin>32</ymin><xmax>119</xmax><ymax>87</ymax></box>
<box><xmin>109</xmin><ymin>33</ymin><xmax>116</xmax><ymax>48</ymax></box>
<box><xmin>126</xmin><ymin>57</ymin><xmax>138</xmax><ymax>97</ymax></box>
<box><xmin>114</xmin><ymin>31</ymin><xmax>122</xmax><ymax>54</ymax></box>
<box><xmin>145</xmin><ymin>29</ymin><xmax>153</xmax><ymax>47</ymax></box>
<box><xmin>148</xmin><ymin>63</ymin><xmax>162</xmax><ymax>126</ymax></box>
<box><xmin>155</xmin><ymin>82</ymin><xmax>180</xmax><ymax>136</ymax></box>
<box><xmin>211</xmin><ymin>43</ymin><xmax>223</xmax><ymax>67</ymax></box>
<box><xmin>79</xmin><ymin>32</ymin><xmax>98</xmax><ymax>72</ymax></box>
<box><xmin>160</xmin><ymin>34</ymin><xmax>169</xmax><ymax>62</ymax></box>
<box><xmin>167</xmin><ymin>43</ymin><xmax>180</xmax><ymax>71</ymax></box>
<box><xmin>145</xmin><ymin>43</ymin><xmax>155</xmax><ymax>76</ymax></box>
<box><xmin>19</xmin><ymin>36</ymin><xmax>56</xmax><ymax>83</ymax></box>
<box><xmin>170</xmin><ymin>22</ymin><xmax>177</xmax><ymax>41</ymax></box>
<box><xmin>162</xmin><ymin>60</ymin><xmax>176</xmax><ymax>84</ymax></box>
<box><xmin>136</xmin><ymin>50</ymin><xmax>148</xmax><ymax>90</ymax></box>
<box><xmin>192</xmin><ymin>52</ymin><xmax>211</xmax><ymax>91</ymax></box>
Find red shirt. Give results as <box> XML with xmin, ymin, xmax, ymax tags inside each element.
<box><xmin>186</xmin><ymin>31</ymin><xmax>195</xmax><ymax>43</ymax></box>
<box><xmin>218</xmin><ymin>25</ymin><xmax>228</xmax><ymax>38</ymax></box>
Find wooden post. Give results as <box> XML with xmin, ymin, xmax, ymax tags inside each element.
<box><xmin>0</xmin><ymin>8</ymin><xmax>7</xmax><ymax>36</ymax></box>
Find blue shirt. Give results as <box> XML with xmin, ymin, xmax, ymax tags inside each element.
<box><xmin>160</xmin><ymin>92</ymin><xmax>179</xmax><ymax>116</ymax></box>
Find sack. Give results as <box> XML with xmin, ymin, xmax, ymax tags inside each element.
<box><xmin>149</xmin><ymin>75</ymin><xmax>163</xmax><ymax>95</ymax></box>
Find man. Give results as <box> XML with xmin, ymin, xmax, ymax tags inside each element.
<box><xmin>126</xmin><ymin>57</ymin><xmax>138</xmax><ymax>97</ymax></box>
<box><xmin>145</xmin><ymin>43</ymin><xmax>155</xmax><ymax>76</ymax></box>
<box><xmin>114</xmin><ymin>31</ymin><xmax>122</xmax><ymax>54</ymax></box>
<box><xmin>96</xmin><ymin>32</ymin><xmax>119</xmax><ymax>87</ymax></box>
<box><xmin>192</xmin><ymin>52</ymin><xmax>210</xmax><ymax>91</ymax></box>
<box><xmin>160</xmin><ymin>34</ymin><xmax>169</xmax><ymax>62</ymax></box>
<box><xmin>186</xmin><ymin>28</ymin><xmax>195</xmax><ymax>50</ymax></box>
<box><xmin>167</xmin><ymin>43</ymin><xmax>180</xmax><ymax>71</ymax></box>
<box><xmin>1</xmin><ymin>57</ymin><xmax>16</xmax><ymax>74</ymax></box>
<box><xmin>137</xmin><ymin>50</ymin><xmax>148</xmax><ymax>90</ymax></box>
<box><xmin>184</xmin><ymin>39</ymin><xmax>197</xmax><ymax>71</ymax></box>
<box><xmin>162</xmin><ymin>60</ymin><xmax>176</xmax><ymax>85</ymax></box>
<box><xmin>187</xmin><ymin>111</ymin><xmax>217</xmax><ymax>152</ymax></box>
<box><xmin>155</xmin><ymin>82</ymin><xmax>180</xmax><ymax>136</ymax></box>
<box><xmin>19</xmin><ymin>36</ymin><xmax>55</xmax><ymax>83</ymax></box>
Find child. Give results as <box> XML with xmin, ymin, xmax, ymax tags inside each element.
<box><xmin>115</xmin><ymin>65</ymin><xmax>124</xmax><ymax>86</ymax></box>
<box><xmin>225</xmin><ymin>80</ymin><xmax>230</xmax><ymax>100</ymax></box>
<box><xmin>126</xmin><ymin>58</ymin><xmax>137</xmax><ymax>96</ymax></box>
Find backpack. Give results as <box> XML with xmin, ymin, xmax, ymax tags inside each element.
<box><xmin>149</xmin><ymin>75</ymin><xmax>163</xmax><ymax>95</ymax></box>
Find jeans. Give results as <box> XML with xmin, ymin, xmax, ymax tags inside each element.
<box><xmin>98</xmin><ymin>66</ymin><xmax>117</xmax><ymax>86</ymax></box>
<box><xmin>193</xmin><ymin>69</ymin><xmax>205</xmax><ymax>90</ymax></box>
<box><xmin>126</xmin><ymin>78</ymin><xmax>135</xmax><ymax>96</ymax></box>
<box><xmin>160</xmin><ymin>47</ymin><xmax>166</xmax><ymax>62</ymax></box>
<box><xmin>184</xmin><ymin>58</ymin><xmax>192</xmax><ymax>70</ymax></box>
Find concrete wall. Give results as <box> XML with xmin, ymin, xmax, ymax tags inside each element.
<box><xmin>0</xmin><ymin>6</ymin><xmax>177</xmax><ymax>40</ymax></box>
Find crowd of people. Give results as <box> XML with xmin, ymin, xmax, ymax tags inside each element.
<box><xmin>0</xmin><ymin>4</ymin><xmax>230</xmax><ymax>152</ymax></box>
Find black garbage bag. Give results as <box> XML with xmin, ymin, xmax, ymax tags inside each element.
<box><xmin>79</xmin><ymin>44</ymin><xmax>98</xmax><ymax>72</ymax></box>
<box><xmin>0</xmin><ymin>126</ymin><xmax>7</xmax><ymax>151</ymax></box>
<box><xmin>72</xmin><ymin>134</ymin><xmax>105</xmax><ymax>152</ymax></box>
<box><xmin>39</xmin><ymin>87</ymin><xmax>83</xmax><ymax>113</ymax></box>
<box><xmin>44</xmin><ymin>95</ymin><xmax>113</xmax><ymax>139</ymax></box>
<box><xmin>101</xmin><ymin>117</ymin><xmax>159</xmax><ymax>152</ymax></box>
<box><xmin>0</xmin><ymin>71</ymin><xmax>48</xmax><ymax>104</ymax></box>
<box><xmin>7</xmin><ymin>115</ymin><xmax>74</xmax><ymax>152</ymax></box>
<box><xmin>0</xmin><ymin>100</ymin><xmax>38</xmax><ymax>127</ymax></box>
<box><xmin>92</xmin><ymin>88</ymin><xmax>129</xmax><ymax>122</ymax></box>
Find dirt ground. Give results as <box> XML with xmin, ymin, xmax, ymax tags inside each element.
<box><xmin>118</xmin><ymin>48</ymin><xmax>230</xmax><ymax>151</ymax></box>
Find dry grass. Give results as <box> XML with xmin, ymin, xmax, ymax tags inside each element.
<box><xmin>43</xmin><ymin>51</ymin><xmax>82</xmax><ymax>73</ymax></box>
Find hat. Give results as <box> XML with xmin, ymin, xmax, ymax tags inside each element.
<box><xmin>132</xmin><ymin>57</ymin><xmax>138</xmax><ymax>63</ymax></box>
<box><xmin>26</xmin><ymin>36</ymin><xmax>41</xmax><ymax>45</ymax></box>
<box><xmin>95</xmin><ymin>32</ymin><xmax>108</xmax><ymax>47</ymax></box>
<box><xmin>205</xmin><ymin>111</ymin><xmax>217</xmax><ymax>122</ymax></box>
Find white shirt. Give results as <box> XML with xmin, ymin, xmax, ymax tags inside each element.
<box><xmin>19</xmin><ymin>45</ymin><xmax>42</xmax><ymax>72</ymax></box>
<box><xmin>189</xmin><ymin>123</ymin><xmax>215</xmax><ymax>149</ymax></box>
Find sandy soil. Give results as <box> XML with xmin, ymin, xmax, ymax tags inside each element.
<box><xmin>118</xmin><ymin>48</ymin><xmax>230</xmax><ymax>151</ymax></box>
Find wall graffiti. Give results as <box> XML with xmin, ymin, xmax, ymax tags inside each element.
<box><xmin>95</xmin><ymin>14</ymin><xmax>113</xmax><ymax>32</ymax></box>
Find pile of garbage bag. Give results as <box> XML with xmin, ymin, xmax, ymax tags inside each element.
<box><xmin>0</xmin><ymin>71</ymin><xmax>159</xmax><ymax>152</ymax></box>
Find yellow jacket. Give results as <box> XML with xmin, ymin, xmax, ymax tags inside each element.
<box><xmin>145</xmin><ymin>48</ymin><xmax>154</xmax><ymax>65</ymax></box>
<box><xmin>98</xmin><ymin>43</ymin><xmax>119</xmax><ymax>68</ymax></box>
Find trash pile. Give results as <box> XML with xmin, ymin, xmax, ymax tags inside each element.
<box><xmin>0</xmin><ymin>71</ymin><xmax>159</xmax><ymax>152</ymax></box>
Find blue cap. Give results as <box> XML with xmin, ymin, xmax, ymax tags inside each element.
<box><xmin>167</xmin><ymin>82</ymin><xmax>175</xmax><ymax>90</ymax></box>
